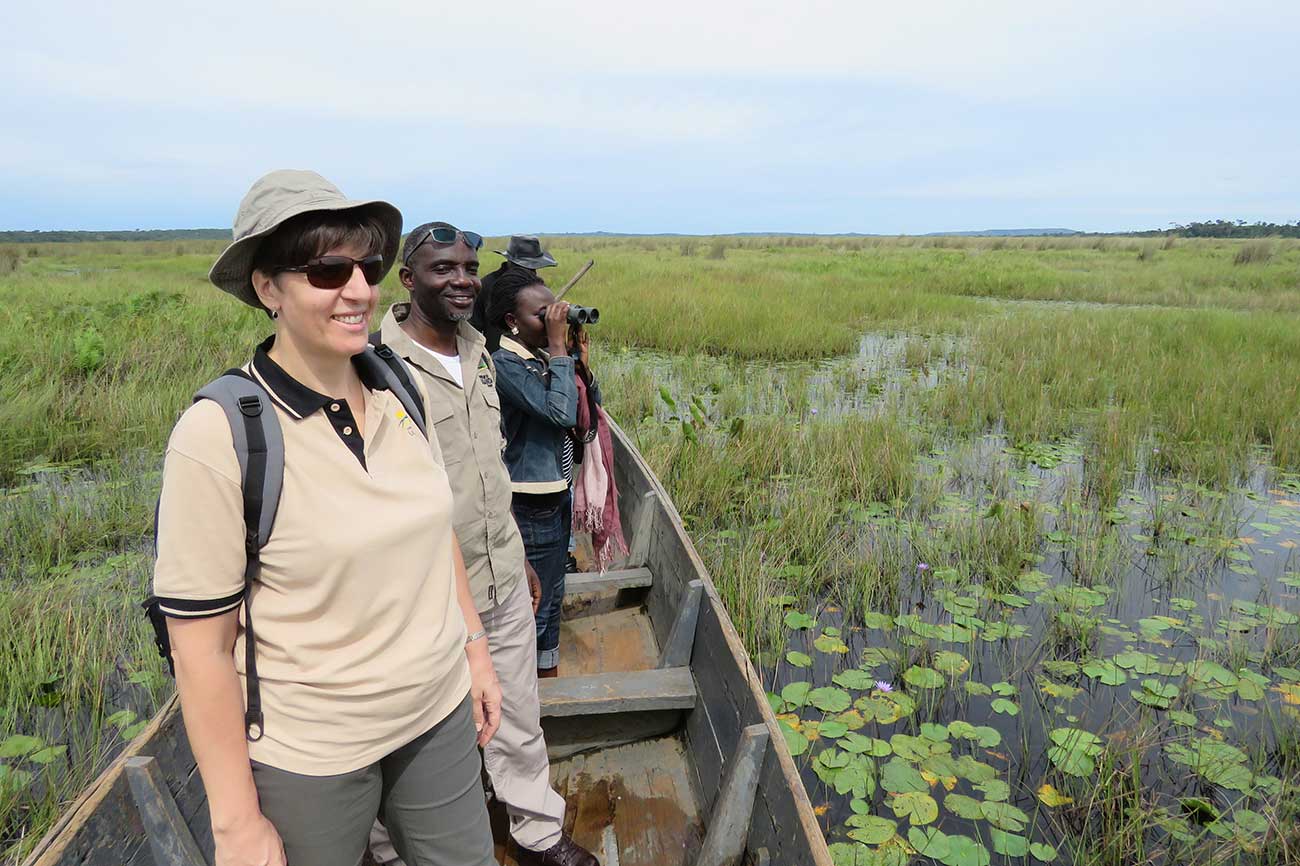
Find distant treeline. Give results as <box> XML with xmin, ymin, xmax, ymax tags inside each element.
<box><xmin>0</xmin><ymin>229</ymin><xmax>228</xmax><ymax>243</ymax></box>
<box><xmin>1137</xmin><ymin>220</ymin><xmax>1300</xmax><ymax>239</ymax></box>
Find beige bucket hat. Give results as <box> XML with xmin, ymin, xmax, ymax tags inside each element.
<box><xmin>208</xmin><ymin>169</ymin><xmax>403</xmax><ymax>309</ymax></box>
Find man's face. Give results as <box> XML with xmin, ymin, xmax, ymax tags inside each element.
<box><xmin>401</xmin><ymin>240</ymin><xmax>481</xmax><ymax>325</ymax></box>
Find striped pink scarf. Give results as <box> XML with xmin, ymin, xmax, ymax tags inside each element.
<box><xmin>572</xmin><ymin>374</ymin><xmax>628</xmax><ymax>570</ymax></box>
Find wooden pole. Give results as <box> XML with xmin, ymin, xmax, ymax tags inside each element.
<box><xmin>553</xmin><ymin>259</ymin><xmax>595</xmax><ymax>301</ymax></box>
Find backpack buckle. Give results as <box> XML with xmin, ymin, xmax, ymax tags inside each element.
<box><xmin>237</xmin><ymin>395</ymin><xmax>262</xmax><ymax>417</ymax></box>
<box><xmin>375</xmin><ymin>345</ymin><xmax>394</xmax><ymax>359</ymax></box>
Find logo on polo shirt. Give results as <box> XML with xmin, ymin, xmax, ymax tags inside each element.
<box><xmin>395</xmin><ymin>409</ymin><xmax>418</xmax><ymax>437</ymax></box>
<box><xmin>477</xmin><ymin>357</ymin><xmax>494</xmax><ymax>388</ymax></box>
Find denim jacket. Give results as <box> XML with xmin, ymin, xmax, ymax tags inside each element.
<box><xmin>492</xmin><ymin>336</ymin><xmax>578</xmax><ymax>494</ymax></box>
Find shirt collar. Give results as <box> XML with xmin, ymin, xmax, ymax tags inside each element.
<box><xmin>382</xmin><ymin>303</ymin><xmax>486</xmax><ymax>361</ymax></box>
<box><xmin>250</xmin><ymin>335</ymin><xmax>389</xmax><ymax>420</ymax></box>
<box><xmin>497</xmin><ymin>335</ymin><xmax>541</xmax><ymax>362</ymax></box>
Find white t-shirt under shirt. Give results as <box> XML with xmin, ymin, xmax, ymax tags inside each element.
<box><xmin>411</xmin><ymin>339</ymin><xmax>463</xmax><ymax>388</ymax></box>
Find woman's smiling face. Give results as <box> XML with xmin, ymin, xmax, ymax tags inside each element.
<box><xmin>255</xmin><ymin>242</ymin><xmax>379</xmax><ymax>362</ymax></box>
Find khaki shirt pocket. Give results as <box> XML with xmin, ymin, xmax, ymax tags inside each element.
<box><xmin>428</xmin><ymin>404</ymin><xmax>466</xmax><ymax>466</ymax></box>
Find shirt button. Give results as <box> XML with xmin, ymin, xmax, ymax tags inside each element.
<box><xmin>330</xmin><ymin>402</ymin><xmax>341</xmax><ymax>412</ymax></box>
<box><xmin>343</xmin><ymin>426</ymin><xmax>353</xmax><ymax>435</ymax></box>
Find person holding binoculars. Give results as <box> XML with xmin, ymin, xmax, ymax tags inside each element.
<box><xmin>487</xmin><ymin>270</ymin><xmax>602</xmax><ymax>679</ymax></box>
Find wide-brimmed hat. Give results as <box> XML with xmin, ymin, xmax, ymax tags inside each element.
<box><xmin>209</xmin><ymin>169</ymin><xmax>403</xmax><ymax>309</ymax></box>
<box><xmin>494</xmin><ymin>235</ymin><xmax>557</xmax><ymax>269</ymax></box>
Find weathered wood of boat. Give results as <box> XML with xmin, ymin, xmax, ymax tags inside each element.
<box><xmin>23</xmin><ymin>418</ymin><xmax>832</xmax><ymax>866</ymax></box>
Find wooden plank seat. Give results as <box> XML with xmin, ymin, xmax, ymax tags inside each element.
<box><xmin>564</xmin><ymin>566</ymin><xmax>653</xmax><ymax>594</ymax></box>
<box><xmin>539</xmin><ymin>668</ymin><xmax>696</xmax><ymax>717</ymax></box>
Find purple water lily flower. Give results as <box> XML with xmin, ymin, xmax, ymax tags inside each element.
<box><xmin>876</xmin><ymin>681</ymin><xmax>894</xmax><ymax>692</ymax></box>
<box><xmin>917</xmin><ymin>562</ymin><xmax>929</xmax><ymax>572</ymax></box>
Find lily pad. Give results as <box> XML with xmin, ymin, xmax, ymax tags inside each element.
<box><xmin>779</xmin><ymin>720</ymin><xmax>808</xmax><ymax>756</ymax></box>
<box><xmin>943</xmin><ymin>793</ymin><xmax>985</xmax><ymax>820</ymax></box>
<box><xmin>809</xmin><ymin>687</ymin><xmax>852</xmax><ymax>713</ymax></box>
<box><xmin>990</xmin><ymin>698</ymin><xmax>1020</xmax><ymax>716</ymax></box>
<box><xmin>881</xmin><ymin>758</ymin><xmax>928</xmax><ymax>794</ymax></box>
<box><xmin>1082</xmin><ymin>659</ymin><xmax>1127</xmax><ymax>686</ymax></box>
<box><xmin>942</xmin><ymin>834</ymin><xmax>991</xmax><ymax>866</ymax></box>
<box><xmin>846</xmin><ymin>815</ymin><xmax>897</xmax><ymax>845</ymax></box>
<box><xmin>890</xmin><ymin>790</ymin><xmax>939</xmax><ymax>826</ymax></box>
<box><xmin>1036</xmin><ymin>783</ymin><xmax>1073</xmax><ymax>807</ymax></box>
<box><xmin>981</xmin><ymin>801</ymin><xmax>1029</xmax><ymax>832</ymax></box>
<box><xmin>784</xmin><ymin>611</ymin><xmax>815</xmax><ymax>630</ymax></box>
<box><xmin>785</xmin><ymin>651</ymin><xmax>813</xmax><ymax>668</ymax></box>
<box><xmin>781</xmin><ymin>681</ymin><xmax>812</xmax><ymax>708</ymax></box>
<box><xmin>833</xmin><ymin>669</ymin><xmax>877</xmax><ymax>690</ymax></box>
<box><xmin>933</xmin><ymin>651</ymin><xmax>971</xmax><ymax>676</ymax></box>
<box><xmin>0</xmin><ymin>735</ymin><xmax>43</xmax><ymax>758</ymax></box>
<box><xmin>1047</xmin><ymin>727</ymin><xmax>1104</xmax><ymax>777</ymax></box>
<box><xmin>907</xmin><ymin>826</ymin><xmax>951</xmax><ymax>859</ymax></box>
<box><xmin>814</xmin><ymin>633</ymin><xmax>850</xmax><ymax>654</ymax></box>
<box><xmin>903</xmin><ymin>666</ymin><xmax>945</xmax><ymax>689</ymax></box>
<box><xmin>1029</xmin><ymin>842</ymin><xmax>1058</xmax><ymax>862</ymax></box>
<box><xmin>989</xmin><ymin>828</ymin><xmax>1028</xmax><ymax>857</ymax></box>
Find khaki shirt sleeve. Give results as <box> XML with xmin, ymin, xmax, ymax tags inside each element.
<box><xmin>403</xmin><ymin>357</ymin><xmax>446</xmax><ymax>469</ymax></box>
<box><xmin>152</xmin><ymin>400</ymin><xmax>247</xmax><ymax>618</ymax></box>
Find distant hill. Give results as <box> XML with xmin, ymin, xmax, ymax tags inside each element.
<box><xmin>922</xmin><ymin>228</ymin><xmax>1081</xmax><ymax>237</ymax></box>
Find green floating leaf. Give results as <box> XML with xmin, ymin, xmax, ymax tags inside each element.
<box><xmin>827</xmin><ymin>842</ymin><xmax>871</xmax><ymax>866</ymax></box>
<box><xmin>814</xmin><ymin>633</ymin><xmax>850</xmax><ymax>654</ymax></box>
<box><xmin>907</xmin><ymin>826</ymin><xmax>951</xmax><ymax>859</ymax></box>
<box><xmin>1029</xmin><ymin>841</ymin><xmax>1058</xmax><ymax>862</ymax></box>
<box><xmin>975</xmin><ymin>779</ymin><xmax>1010</xmax><ymax>802</ymax></box>
<box><xmin>833</xmin><ymin>669</ymin><xmax>877</xmax><ymax>690</ymax></box>
<box><xmin>781</xmin><ymin>681</ymin><xmax>812</xmax><ymax>708</ymax></box>
<box><xmin>964</xmin><ymin>681</ymin><xmax>993</xmax><ymax>696</ymax></box>
<box><xmin>920</xmin><ymin>722</ymin><xmax>949</xmax><ymax>742</ymax></box>
<box><xmin>27</xmin><ymin>745</ymin><xmax>67</xmax><ymax>765</ymax></box>
<box><xmin>784</xmin><ymin>611</ymin><xmax>815</xmax><ymax>630</ymax></box>
<box><xmin>942</xmin><ymin>833</ymin><xmax>991</xmax><ymax>866</ymax></box>
<box><xmin>890</xmin><ymin>790</ymin><xmax>939</xmax><ymax>826</ymax></box>
<box><xmin>809</xmin><ymin>687</ymin><xmax>852</xmax><ymax>713</ymax></box>
<box><xmin>982</xmin><ymin>801</ymin><xmax>1029</xmax><ymax>832</ymax></box>
<box><xmin>990</xmin><ymin>698</ymin><xmax>1020</xmax><ymax>716</ymax></box>
<box><xmin>0</xmin><ymin>735</ymin><xmax>44</xmax><ymax>759</ymax></box>
<box><xmin>785</xmin><ymin>651</ymin><xmax>813</xmax><ymax>668</ymax></box>
<box><xmin>903</xmin><ymin>666</ymin><xmax>944</xmax><ymax>689</ymax></box>
<box><xmin>989</xmin><ymin>828</ymin><xmax>1028</xmax><ymax>857</ymax></box>
<box><xmin>778</xmin><ymin>720</ymin><xmax>808</xmax><ymax>757</ymax></box>
<box><xmin>841</xmin><ymin>732</ymin><xmax>891</xmax><ymax>756</ymax></box>
<box><xmin>881</xmin><ymin>757</ymin><xmax>928</xmax><ymax>794</ymax></box>
<box><xmin>1234</xmin><ymin>808</ymin><xmax>1269</xmax><ymax>835</ymax></box>
<box><xmin>1168</xmin><ymin>710</ymin><xmax>1197</xmax><ymax>726</ymax></box>
<box><xmin>991</xmin><ymin>681</ymin><xmax>1017</xmax><ymax>696</ymax></box>
<box><xmin>819</xmin><ymin>720</ymin><xmax>849</xmax><ymax>740</ymax></box>
<box><xmin>1047</xmin><ymin>728</ymin><xmax>1104</xmax><ymax>777</ymax></box>
<box><xmin>0</xmin><ymin>765</ymin><xmax>35</xmax><ymax>795</ymax></box>
<box><xmin>944</xmin><ymin>793</ymin><xmax>984</xmax><ymax>820</ymax></box>
<box><xmin>1082</xmin><ymin>659</ymin><xmax>1127</xmax><ymax>686</ymax></box>
<box><xmin>933</xmin><ymin>650</ymin><xmax>971</xmax><ymax>676</ymax></box>
<box><xmin>845</xmin><ymin>814</ymin><xmax>896</xmax><ymax>845</ymax></box>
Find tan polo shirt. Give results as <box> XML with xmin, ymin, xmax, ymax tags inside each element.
<box><xmin>152</xmin><ymin>339</ymin><xmax>470</xmax><ymax>776</ymax></box>
<box><xmin>379</xmin><ymin>304</ymin><xmax>525</xmax><ymax>612</ymax></box>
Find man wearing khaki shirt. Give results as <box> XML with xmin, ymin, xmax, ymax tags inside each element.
<box><xmin>370</xmin><ymin>222</ymin><xmax>599</xmax><ymax>866</ymax></box>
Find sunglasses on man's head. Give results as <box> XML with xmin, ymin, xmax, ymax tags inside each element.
<box><xmin>403</xmin><ymin>226</ymin><xmax>484</xmax><ymax>264</ymax></box>
<box><xmin>275</xmin><ymin>255</ymin><xmax>385</xmax><ymax>289</ymax></box>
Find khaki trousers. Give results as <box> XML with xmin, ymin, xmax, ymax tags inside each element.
<box><xmin>372</xmin><ymin>580</ymin><xmax>565</xmax><ymax>861</ymax></box>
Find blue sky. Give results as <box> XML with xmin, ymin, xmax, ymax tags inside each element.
<box><xmin>3</xmin><ymin>1</ymin><xmax>1297</xmax><ymax>234</ymax></box>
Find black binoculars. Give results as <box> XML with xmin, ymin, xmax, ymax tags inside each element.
<box><xmin>545</xmin><ymin>304</ymin><xmax>600</xmax><ymax>325</ymax></box>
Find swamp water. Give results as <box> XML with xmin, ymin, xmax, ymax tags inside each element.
<box><xmin>604</xmin><ymin>336</ymin><xmax>1300</xmax><ymax>865</ymax></box>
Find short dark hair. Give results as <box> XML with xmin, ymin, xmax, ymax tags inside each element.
<box><xmin>401</xmin><ymin>221</ymin><xmax>457</xmax><ymax>265</ymax></box>
<box><xmin>251</xmin><ymin>209</ymin><xmax>387</xmax><ymax>274</ymax></box>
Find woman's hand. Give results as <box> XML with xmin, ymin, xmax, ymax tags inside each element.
<box><xmin>525</xmin><ymin>560</ymin><xmax>542</xmax><ymax>615</ymax></box>
<box><xmin>544</xmin><ymin>301</ymin><xmax>571</xmax><ymax>356</ymax></box>
<box><xmin>466</xmin><ymin>638</ymin><xmax>502</xmax><ymax>746</ymax></box>
<box><xmin>214</xmin><ymin>812</ymin><xmax>286</xmax><ymax>866</ymax></box>
<box><xmin>569</xmin><ymin>324</ymin><xmax>590</xmax><ymax>368</ymax></box>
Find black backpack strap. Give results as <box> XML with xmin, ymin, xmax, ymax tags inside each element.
<box><xmin>361</xmin><ymin>344</ymin><xmax>428</xmax><ymax>437</ymax></box>
<box><xmin>192</xmin><ymin>369</ymin><xmax>284</xmax><ymax>742</ymax></box>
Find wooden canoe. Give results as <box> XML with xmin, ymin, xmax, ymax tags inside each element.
<box><xmin>22</xmin><ymin>419</ymin><xmax>832</xmax><ymax>866</ymax></box>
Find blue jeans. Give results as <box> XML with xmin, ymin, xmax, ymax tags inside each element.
<box><xmin>512</xmin><ymin>491</ymin><xmax>571</xmax><ymax>670</ymax></box>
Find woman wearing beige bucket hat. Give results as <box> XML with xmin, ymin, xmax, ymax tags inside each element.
<box><xmin>150</xmin><ymin>170</ymin><xmax>499</xmax><ymax>866</ymax></box>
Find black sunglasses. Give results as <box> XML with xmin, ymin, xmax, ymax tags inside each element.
<box><xmin>403</xmin><ymin>226</ymin><xmax>484</xmax><ymax>264</ymax></box>
<box><xmin>275</xmin><ymin>254</ymin><xmax>385</xmax><ymax>289</ymax></box>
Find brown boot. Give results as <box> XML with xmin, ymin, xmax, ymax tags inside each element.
<box><xmin>537</xmin><ymin>666</ymin><xmax>560</xmax><ymax>679</ymax></box>
<box><xmin>516</xmin><ymin>833</ymin><xmax>599</xmax><ymax>866</ymax></box>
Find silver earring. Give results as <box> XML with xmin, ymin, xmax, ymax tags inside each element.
<box><xmin>271</xmin><ymin>309</ymin><xmax>279</xmax><ymax>319</ymax></box>
<box><xmin>510</xmin><ymin>325</ymin><xmax>519</xmax><ymax>335</ymax></box>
